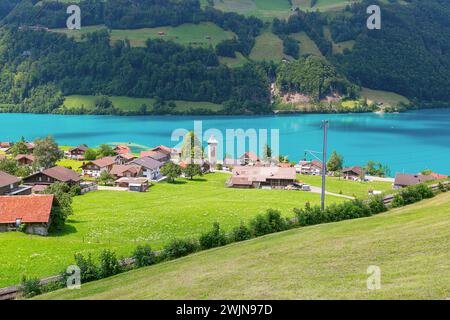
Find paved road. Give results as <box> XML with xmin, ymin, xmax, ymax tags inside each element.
<box><xmin>309</xmin><ymin>186</ymin><xmax>356</xmax><ymax>200</ymax></box>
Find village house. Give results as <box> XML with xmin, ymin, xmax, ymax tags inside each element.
<box><xmin>130</xmin><ymin>156</ymin><xmax>164</xmax><ymax>180</ymax></box>
<box><xmin>295</xmin><ymin>160</ymin><xmax>323</xmax><ymax>175</ymax></box>
<box><xmin>0</xmin><ymin>142</ymin><xmax>12</xmax><ymax>151</ymax></box>
<box><xmin>342</xmin><ymin>166</ymin><xmax>366</xmax><ymax>180</ymax></box>
<box><xmin>23</xmin><ymin>166</ymin><xmax>81</xmax><ymax>188</ymax></box>
<box><xmin>68</xmin><ymin>144</ymin><xmax>88</xmax><ymax>160</ymax></box>
<box><xmin>0</xmin><ymin>171</ymin><xmax>32</xmax><ymax>196</ymax></box>
<box><xmin>115</xmin><ymin>177</ymin><xmax>149</xmax><ymax>192</ymax></box>
<box><xmin>110</xmin><ymin>164</ymin><xmax>143</xmax><ymax>179</ymax></box>
<box><xmin>0</xmin><ymin>194</ymin><xmax>54</xmax><ymax>236</ymax></box>
<box><xmin>7</xmin><ymin>142</ymin><xmax>34</xmax><ymax>154</ymax></box>
<box><xmin>115</xmin><ymin>153</ymin><xmax>137</xmax><ymax>164</ymax></box>
<box><xmin>394</xmin><ymin>173</ymin><xmax>436</xmax><ymax>189</ymax></box>
<box><xmin>227</xmin><ymin>166</ymin><xmax>297</xmax><ymax>189</ymax></box>
<box><xmin>81</xmin><ymin>156</ymin><xmax>118</xmax><ymax>177</ymax></box>
<box><xmin>140</xmin><ymin>150</ymin><xmax>170</xmax><ymax>163</ymax></box>
<box><xmin>114</xmin><ymin>145</ymin><xmax>131</xmax><ymax>155</ymax></box>
<box><xmin>15</xmin><ymin>154</ymin><xmax>34</xmax><ymax>166</ymax></box>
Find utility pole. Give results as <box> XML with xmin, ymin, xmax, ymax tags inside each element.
<box><xmin>321</xmin><ymin>120</ymin><xmax>329</xmax><ymax>211</ymax></box>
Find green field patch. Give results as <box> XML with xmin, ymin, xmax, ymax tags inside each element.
<box><xmin>213</xmin><ymin>0</ymin><xmax>292</xmax><ymax>20</ymax></box>
<box><xmin>361</xmin><ymin>88</ymin><xmax>410</xmax><ymax>107</ymax></box>
<box><xmin>0</xmin><ymin>173</ymin><xmax>345</xmax><ymax>288</ymax></box>
<box><xmin>38</xmin><ymin>192</ymin><xmax>450</xmax><ymax>300</ymax></box>
<box><xmin>62</xmin><ymin>95</ymin><xmax>222</xmax><ymax>113</ymax></box>
<box><xmin>51</xmin><ymin>22</ymin><xmax>235</xmax><ymax>48</ymax></box>
<box><xmin>297</xmin><ymin>174</ymin><xmax>393</xmax><ymax>199</ymax></box>
<box><xmin>291</xmin><ymin>32</ymin><xmax>323</xmax><ymax>57</ymax></box>
<box><xmin>293</xmin><ymin>0</ymin><xmax>359</xmax><ymax>11</ymax></box>
<box><xmin>250</xmin><ymin>30</ymin><xmax>285</xmax><ymax>61</ymax></box>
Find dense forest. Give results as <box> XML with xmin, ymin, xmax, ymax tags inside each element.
<box><xmin>0</xmin><ymin>28</ymin><xmax>270</xmax><ymax>114</ymax></box>
<box><xmin>330</xmin><ymin>0</ymin><xmax>450</xmax><ymax>103</ymax></box>
<box><xmin>0</xmin><ymin>0</ymin><xmax>449</xmax><ymax>115</ymax></box>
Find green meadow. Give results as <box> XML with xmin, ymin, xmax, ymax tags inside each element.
<box><xmin>51</xmin><ymin>22</ymin><xmax>235</xmax><ymax>48</ymax></box>
<box><xmin>0</xmin><ymin>173</ymin><xmax>345</xmax><ymax>288</ymax></box>
<box><xmin>62</xmin><ymin>95</ymin><xmax>223</xmax><ymax>113</ymax></box>
<box><xmin>39</xmin><ymin>191</ymin><xmax>450</xmax><ymax>300</ymax></box>
<box><xmin>361</xmin><ymin>88</ymin><xmax>410</xmax><ymax>107</ymax></box>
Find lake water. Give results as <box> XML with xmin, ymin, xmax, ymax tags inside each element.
<box><xmin>0</xmin><ymin>109</ymin><xmax>449</xmax><ymax>175</ymax></box>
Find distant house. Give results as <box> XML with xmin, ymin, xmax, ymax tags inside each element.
<box><xmin>15</xmin><ymin>154</ymin><xmax>34</xmax><ymax>166</ymax></box>
<box><xmin>228</xmin><ymin>166</ymin><xmax>296</xmax><ymax>189</ymax></box>
<box><xmin>240</xmin><ymin>152</ymin><xmax>260</xmax><ymax>166</ymax></box>
<box><xmin>130</xmin><ymin>157</ymin><xmax>164</xmax><ymax>180</ymax></box>
<box><xmin>68</xmin><ymin>144</ymin><xmax>88</xmax><ymax>160</ymax></box>
<box><xmin>141</xmin><ymin>146</ymin><xmax>172</xmax><ymax>162</ymax></box>
<box><xmin>110</xmin><ymin>164</ymin><xmax>143</xmax><ymax>179</ymax></box>
<box><xmin>81</xmin><ymin>156</ymin><xmax>118</xmax><ymax>177</ymax></box>
<box><xmin>115</xmin><ymin>153</ymin><xmax>137</xmax><ymax>164</ymax></box>
<box><xmin>296</xmin><ymin>160</ymin><xmax>323</xmax><ymax>175</ymax></box>
<box><xmin>0</xmin><ymin>171</ymin><xmax>32</xmax><ymax>196</ymax></box>
<box><xmin>114</xmin><ymin>145</ymin><xmax>131</xmax><ymax>155</ymax></box>
<box><xmin>0</xmin><ymin>142</ymin><xmax>12</xmax><ymax>150</ymax></box>
<box><xmin>6</xmin><ymin>142</ymin><xmax>34</xmax><ymax>154</ymax></box>
<box><xmin>23</xmin><ymin>166</ymin><xmax>81</xmax><ymax>187</ymax></box>
<box><xmin>115</xmin><ymin>177</ymin><xmax>149</xmax><ymax>192</ymax></box>
<box><xmin>430</xmin><ymin>172</ymin><xmax>448</xmax><ymax>180</ymax></box>
<box><xmin>342</xmin><ymin>166</ymin><xmax>366</xmax><ymax>180</ymax></box>
<box><xmin>0</xmin><ymin>194</ymin><xmax>54</xmax><ymax>236</ymax></box>
<box><xmin>394</xmin><ymin>173</ymin><xmax>436</xmax><ymax>189</ymax></box>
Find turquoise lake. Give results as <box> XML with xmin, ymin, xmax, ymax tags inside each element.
<box><xmin>0</xmin><ymin>109</ymin><xmax>449</xmax><ymax>175</ymax></box>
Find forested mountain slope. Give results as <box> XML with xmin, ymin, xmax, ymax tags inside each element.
<box><xmin>0</xmin><ymin>0</ymin><xmax>449</xmax><ymax>115</ymax></box>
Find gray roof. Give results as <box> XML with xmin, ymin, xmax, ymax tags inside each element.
<box><xmin>0</xmin><ymin>171</ymin><xmax>20</xmax><ymax>187</ymax></box>
<box><xmin>394</xmin><ymin>173</ymin><xmax>435</xmax><ymax>186</ymax></box>
<box><xmin>148</xmin><ymin>151</ymin><xmax>168</xmax><ymax>161</ymax></box>
<box><xmin>131</xmin><ymin>157</ymin><xmax>164</xmax><ymax>170</ymax></box>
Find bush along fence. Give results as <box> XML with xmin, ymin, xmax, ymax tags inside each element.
<box><xmin>3</xmin><ymin>181</ymin><xmax>449</xmax><ymax>299</ymax></box>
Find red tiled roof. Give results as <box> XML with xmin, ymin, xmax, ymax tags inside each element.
<box><xmin>0</xmin><ymin>195</ymin><xmax>54</xmax><ymax>223</ymax></box>
<box><xmin>92</xmin><ymin>156</ymin><xmax>117</xmax><ymax>168</ymax></box>
<box><xmin>114</xmin><ymin>145</ymin><xmax>131</xmax><ymax>154</ymax></box>
<box><xmin>110</xmin><ymin>164</ymin><xmax>141</xmax><ymax>177</ymax></box>
<box><xmin>15</xmin><ymin>154</ymin><xmax>34</xmax><ymax>161</ymax></box>
<box><xmin>342</xmin><ymin>166</ymin><xmax>365</xmax><ymax>175</ymax></box>
<box><xmin>431</xmin><ymin>172</ymin><xmax>448</xmax><ymax>180</ymax></box>
<box><xmin>140</xmin><ymin>151</ymin><xmax>158</xmax><ymax>158</ymax></box>
<box><xmin>151</xmin><ymin>145</ymin><xmax>172</xmax><ymax>155</ymax></box>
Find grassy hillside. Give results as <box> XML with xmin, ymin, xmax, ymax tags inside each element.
<box><xmin>0</xmin><ymin>173</ymin><xmax>345</xmax><ymax>288</ymax></box>
<box><xmin>212</xmin><ymin>0</ymin><xmax>292</xmax><ymax>20</ymax></box>
<box><xmin>361</xmin><ymin>88</ymin><xmax>410</xmax><ymax>108</ymax></box>
<box><xmin>38</xmin><ymin>192</ymin><xmax>450</xmax><ymax>300</ymax></box>
<box><xmin>51</xmin><ymin>22</ymin><xmax>235</xmax><ymax>48</ymax></box>
<box><xmin>250</xmin><ymin>30</ymin><xmax>285</xmax><ymax>61</ymax></box>
<box><xmin>290</xmin><ymin>32</ymin><xmax>323</xmax><ymax>57</ymax></box>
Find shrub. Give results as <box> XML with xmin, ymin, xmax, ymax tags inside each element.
<box><xmin>19</xmin><ymin>277</ymin><xmax>41</xmax><ymax>298</ymax></box>
<box><xmin>414</xmin><ymin>184</ymin><xmax>434</xmax><ymax>199</ymax></box>
<box><xmin>70</xmin><ymin>185</ymin><xmax>82</xmax><ymax>196</ymax></box>
<box><xmin>230</xmin><ymin>223</ymin><xmax>252</xmax><ymax>242</ymax></box>
<box><xmin>367</xmin><ymin>195</ymin><xmax>388</xmax><ymax>214</ymax></box>
<box><xmin>199</xmin><ymin>222</ymin><xmax>227</xmax><ymax>250</ymax></box>
<box><xmin>250</xmin><ymin>209</ymin><xmax>287</xmax><ymax>236</ymax></box>
<box><xmin>391</xmin><ymin>194</ymin><xmax>405</xmax><ymax>208</ymax></box>
<box><xmin>294</xmin><ymin>203</ymin><xmax>324</xmax><ymax>226</ymax></box>
<box><xmin>163</xmin><ymin>238</ymin><xmax>199</xmax><ymax>259</ymax></box>
<box><xmin>215</xmin><ymin>163</ymin><xmax>223</xmax><ymax>171</ymax></box>
<box><xmin>438</xmin><ymin>182</ymin><xmax>447</xmax><ymax>192</ymax></box>
<box><xmin>99</xmin><ymin>250</ymin><xmax>123</xmax><ymax>278</ymax></box>
<box><xmin>74</xmin><ymin>253</ymin><xmax>99</xmax><ymax>282</ymax></box>
<box><xmin>133</xmin><ymin>244</ymin><xmax>156</xmax><ymax>268</ymax></box>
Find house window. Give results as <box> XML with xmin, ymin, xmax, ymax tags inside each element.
<box><xmin>15</xmin><ymin>218</ymin><xmax>22</xmax><ymax>227</ymax></box>
<box><xmin>10</xmin><ymin>184</ymin><xmax>14</xmax><ymax>190</ymax></box>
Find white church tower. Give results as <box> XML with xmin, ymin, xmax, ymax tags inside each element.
<box><xmin>207</xmin><ymin>135</ymin><xmax>218</xmax><ymax>167</ymax></box>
